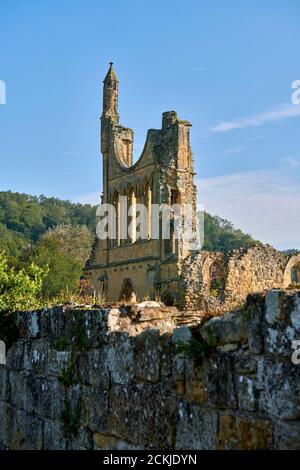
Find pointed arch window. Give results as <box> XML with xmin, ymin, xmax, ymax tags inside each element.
<box><xmin>119</xmin><ymin>278</ymin><xmax>136</xmax><ymax>303</ymax></box>
<box><xmin>128</xmin><ymin>188</ymin><xmax>136</xmax><ymax>243</ymax></box>
<box><xmin>112</xmin><ymin>192</ymin><xmax>120</xmax><ymax>247</ymax></box>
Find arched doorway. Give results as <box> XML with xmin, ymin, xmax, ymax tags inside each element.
<box><xmin>161</xmin><ymin>291</ymin><xmax>175</xmax><ymax>306</ymax></box>
<box><xmin>283</xmin><ymin>254</ymin><xmax>300</xmax><ymax>287</ymax></box>
<box><xmin>291</xmin><ymin>266</ymin><xmax>300</xmax><ymax>285</ymax></box>
<box><xmin>202</xmin><ymin>257</ymin><xmax>225</xmax><ymax>297</ymax></box>
<box><xmin>119</xmin><ymin>278</ymin><xmax>137</xmax><ymax>303</ymax></box>
<box><xmin>98</xmin><ymin>273</ymin><xmax>108</xmax><ymax>299</ymax></box>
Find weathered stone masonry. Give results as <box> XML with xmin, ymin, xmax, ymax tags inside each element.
<box><xmin>1</xmin><ymin>289</ymin><xmax>300</xmax><ymax>450</ymax></box>
<box><xmin>85</xmin><ymin>63</ymin><xmax>197</xmax><ymax>306</ymax></box>
<box><xmin>179</xmin><ymin>245</ymin><xmax>292</xmax><ymax>312</ymax></box>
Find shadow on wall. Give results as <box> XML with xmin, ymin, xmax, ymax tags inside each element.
<box><xmin>283</xmin><ymin>254</ymin><xmax>300</xmax><ymax>288</ymax></box>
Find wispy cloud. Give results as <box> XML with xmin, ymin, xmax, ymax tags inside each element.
<box><xmin>243</xmin><ymin>135</ymin><xmax>265</xmax><ymax>143</ymax></box>
<box><xmin>279</xmin><ymin>156</ymin><xmax>300</xmax><ymax>168</ymax></box>
<box><xmin>74</xmin><ymin>192</ymin><xmax>101</xmax><ymax>205</ymax></box>
<box><xmin>222</xmin><ymin>145</ymin><xmax>244</xmax><ymax>156</ymax></box>
<box><xmin>197</xmin><ymin>161</ymin><xmax>300</xmax><ymax>249</ymax></box>
<box><xmin>192</xmin><ymin>66</ymin><xmax>207</xmax><ymax>72</ymax></box>
<box><xmin>201</xmin><ymin>135</ymin><xmax>265</xmax><ymax>161</ymax></box>
<box><xmin>210</xmin><ymin>103</ymin><xmax>300</xmax><ymax>133</ymax></box>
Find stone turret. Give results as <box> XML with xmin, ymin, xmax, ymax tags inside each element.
<box><xmin>102</xmin><ymin>62</ymin><xmax>119</xmax><ymax>120</ymax></box>
<box><xmin>101</xmin><ymin>62</ymin><xmax>119</xmax><ymax>159</ymax></box>
<box><xmin>101</xmin><ymin>62</ymin><xmax>134</xmax><ymax>202</ymax></box>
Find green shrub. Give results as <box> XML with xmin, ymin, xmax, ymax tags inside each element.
<box><xmin>0</xmin><ymin>251</ymin><xmax>47</xmax><ymax>313</ymax></box>
<box><xmin>175</xmin><ymin>337</ymin><xmax>215</xmax><ymax>360</ymax></box>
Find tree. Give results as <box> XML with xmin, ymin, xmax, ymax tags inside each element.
<box><xmin>202</xmin><ymin>212</ymin><xmax>259</xmax><ymax>252</ymax></box>
<box><xmin>35</xmin><ymin>225</ymin><xmax>94</xmax><ymax>298</ymax></box>
<box><xmin>0</xmin><ymin>223</ymin><xmax>28</xmax><ymax>265</ymax></box>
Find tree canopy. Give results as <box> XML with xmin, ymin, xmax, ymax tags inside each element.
<box><xmin>202</xmin><ymin>212</ymin><xmax>260</xmax><ymax>252</ymax></box>
<box><xmin>35</xmin><ymin>225</ymin><xmax>93</xmax><ymax>297</ymax></box>
<box><xmin>0</xmin><ymin>191</ymin><xmax>97</xmax><ymax>265</ymax></box>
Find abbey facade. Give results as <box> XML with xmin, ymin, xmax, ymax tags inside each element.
<box><xmin>85</xmin><ymin>64</ymin><xmax>300</xmax><ymax>311</ymax></box>
<box><xmin>84</xmin><ymin>63</ymin><xmax>198</xmax><ymax>306</ymax></box>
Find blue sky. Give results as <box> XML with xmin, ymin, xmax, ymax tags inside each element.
<box><xmin>0</xmin><ymin>0</ymin><xmax>300</xmax><ymax>249</ymax></box>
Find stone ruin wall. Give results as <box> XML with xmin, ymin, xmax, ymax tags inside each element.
<box><xmin>179</xmin><ymin>245</ymin><xmax>289</xmax><ymax>312</ymax></box>
<box><xmin>1</xmin><ymin>289</ymin><xmax>300</xmax><ymax>450</ymax></box>
<box><xmin>225</xmin><ymin>245</ymin><xmax>287</xmax><ymax>302</ymax></box>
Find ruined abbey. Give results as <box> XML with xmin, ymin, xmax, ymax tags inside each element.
<box><xmin>1</xmin><ymin>64</ymin><xmax>300</xmax><ymax>452</ymax></box>
<box><xmin>85</xmin><ymin>63</ymin><xmax>300</xmax><ymax>312</ymax></box>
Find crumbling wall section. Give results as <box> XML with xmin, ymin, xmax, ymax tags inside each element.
<box><xmin>178</xmin><ymin>251</ymin><xmax>225</xmax><ymax>311</ymax></box>
<box><xmin>225</xmin><ymin>245</ymin><xmax>287</xmax><ymax>305</ymax></box>
<box><xmin>179</xmin><ymin>245</ymin><xmax>288</xmax><ymax>312</ymax></box>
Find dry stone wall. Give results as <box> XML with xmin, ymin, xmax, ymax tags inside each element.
<box><xmin>1</xmin><ymin>290</ymin><xmax>300</xmax><ymax>450</ymax></box>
